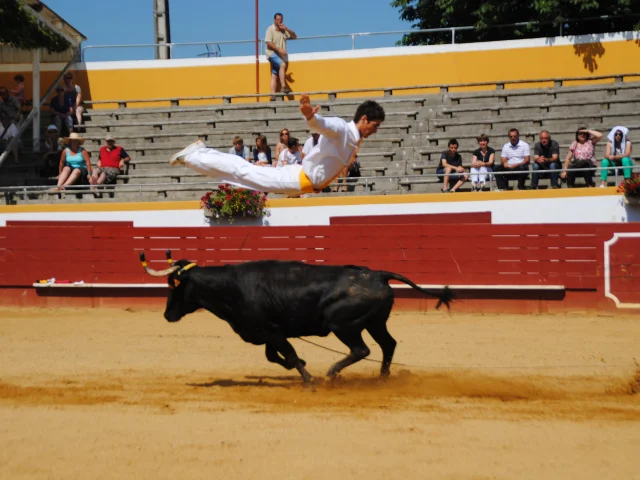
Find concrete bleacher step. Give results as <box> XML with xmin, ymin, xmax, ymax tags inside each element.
<box><xmin>429</xmin><ymin>112</ymin><xmax>639</xmax><ymax>135</ymax></box>
<box><xmin>83</xmin><ymin>98</ymin><xmax>429</xmax><ymax>121</ymax></box>
<box><xmin>438</xmin><ymin>98</ymin><xmax>640</xmax><ymax>121</ymax></box>
<box><xmin>445</xmin><ymin>82</ymin><xmax>640</xmax><ymax>106</ymax></box>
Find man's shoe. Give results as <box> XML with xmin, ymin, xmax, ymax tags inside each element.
<box><xmin>169</xmin><ymin>140</ymin><xmax>206</xmax><ymax>166</ymax></box>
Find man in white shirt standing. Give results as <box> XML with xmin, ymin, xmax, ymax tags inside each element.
<box><xmin>302</xmin><ymin>132</ymin><xmax>320</xmax><ymax>159</ymax></box>
<box><xmin>168</xmin><ymin>95</ymin><xmax>385</xmax><ymax>196</ymax></box>
<box><xmin>265</xmin><ymin>12</ymin><xmax>297</xmax><ymax>101</ymax></box>
<box><xmin>495</xmin><ymin>128</ymin><xmax>530</xmax><ymax>191</ymax></box>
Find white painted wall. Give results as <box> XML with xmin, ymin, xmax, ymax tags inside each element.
<box><xmin>0</xmin><ymin>195</ymin><xmax>638</xmax><ymax>227</ymax></box>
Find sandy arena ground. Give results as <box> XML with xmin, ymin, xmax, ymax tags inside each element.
<box><xmin>0</xmin><ymin>307</ymin><xmax>639</xmax><ymax>479</ymax></box>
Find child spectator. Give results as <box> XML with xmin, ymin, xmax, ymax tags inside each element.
<box><xmin>470</xmin><ymin>134</ymin><xmax>495</xmax><ymax>191</ymax></box>
<box><xmin>436</xmin><ymin>138</ymin><xmax>468</xmax><ymax>192</ymax></box>
<box><xmin>276</xmin><ymin>136</ymin><xmax>302</xmax><ymax>168</ymax></box>
<box><xmin>253</xmin><ymin>135</ymin><xmax>272</xmax><ymax>166</ymax></box>
<box><xmin>228</xmin><ymin>136</ymin><xmax>251</xmax><ymax>161</ymax></box>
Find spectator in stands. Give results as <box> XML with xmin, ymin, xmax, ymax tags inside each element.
<box><xmin>560</xmin><ymin>127</ymin><xmax>602</xmax><ymax>188</ymax></box>
<box><xmin>0</xmin><ymin>86</ymin><xmax>21</xmax><ymax>124</ymax></box>
<box><xmin>470</xmin><ymin>134</ymin><xmax>494</xmax><ymax>191</ymax></box>
<box><xmin>10</xmin><ymin>74</ymin><xmax>25</xmax><ymax>105</ymax></box>
<box><xmin>302</xmin><ymin>132</ymin><xmax>320</xmax><ymax>159</ymax></box>
<box><xmin>495</xmin><ymin>128</ymin><xmax>530</xmax><ymax>191</ymax></box>
<box><xmin>90</xmin><ymin>134</ymin><xmax>130</xmax><ymax>186</ymax></box>
<box><xmin>10</xmin><ymin>74</ymin><xmax>25</xmax><ymax>107</ymax></box>
<box><xmin>41</xmin><ymin>124</ymin><xmax>63</xmax><ymax>177</ymax></box>
<box><xmin>600</xmin><ymin>126</ymin><xmax>633</xmax><ymax>187</ymax></box>
<box><xmin>228</xmin><ymin>136</ymin><xmax>251</xmax><ymax>161</ymax></box>
<box><xmin>276</xmin><ymin>136</ymin><xmax>302</xmax><ymax>167</ymax></box>
<box><xmin>62</xmin><ymin>72</ymin><xmax>84</xmax><ymax>130</ymax></box>
<box><xmin>0</xmin><ymin>113</ymin><xmax>19</xmax><ymax>162</ymax></box>
<box><xmin>275</xmin><ymin>128</ymin><xmax>290</xmax><ymax>159</ymax></box>
<box><xmin>436</xmin><ymin>138</ymin><xmax>468</xmax><ymax>193</ymax></box>
<box><xmin>265</xmin><ymin>13</ymin><xmax>297</xmax><ymax>101</ymax></box>
<box><xmin>532</xmin><ymin>130</ymin><xmax>561</xmax><ymax>189</ymax></box>
<box><xmin>253</xmin><ymin>135</ymin><xmax>272</xmax><ymax>166</ymax></box>
<box><xmin>53</xmin><ymin>132</ymin><xmax>92</xmax><ymax>191</ymax></box>
<box><xmin>50</xmin><ymin>86</ymin><xmax>74</xmax><ymax>136</ymax></box>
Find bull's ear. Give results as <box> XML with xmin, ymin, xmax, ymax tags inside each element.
<box><xmin>173</xmin><ymin>279</ymin><xmax>181</xmax><ymax>288</ymax></box>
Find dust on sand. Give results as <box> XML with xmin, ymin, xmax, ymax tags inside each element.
<box><xmin>1</xmin><ymin>307</ymin><xmax>639</xmax><ymax>479</ymax></box>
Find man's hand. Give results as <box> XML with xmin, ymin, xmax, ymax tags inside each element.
<box><xmin>300</xmin><ymin>94</ymin><xmax>319</xmax><ymax>121</ymax></box>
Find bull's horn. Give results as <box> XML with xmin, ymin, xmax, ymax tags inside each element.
<box><xmin>139</xmin><ymin>252</ymin><xmax>181</xmax><ymax>277</ymax></box>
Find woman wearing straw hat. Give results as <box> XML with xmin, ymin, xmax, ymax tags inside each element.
<box><xmin>53</xmin><ymin>132</ymin><xmax>91</xmax><ymax>191</ymax></box>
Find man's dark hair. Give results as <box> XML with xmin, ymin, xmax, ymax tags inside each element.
<box><xmin>13</xmin><ymin>74</ymin><xmax>24</xmax><ymax>82</ymax></box>
<box><xmin>287</xmin><ymin>136</ymin><xmax>298</xmax><ymax>149</ymax></box>
<box><xmin>508</xmin><ymin>128</ymin><xmax>519</xmax><ymax>135</ymax></box>
<box><xmin>448</xmin><ymin>138</ymin><xmax>459</xmax><ymax>147</ymax></box>
<box><xmin>353</xmin><ymin>100</ymin><xmax>385</xmax><ymax>123</ymax></box>
<box><xmin>274</xmin><ymin>12</ymin><xmax>283</xmax><ymax>19</ymax></box>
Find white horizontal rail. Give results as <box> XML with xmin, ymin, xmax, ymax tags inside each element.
<box><xmin>32</xmin><ymin>283</ymin><xmax>565</xmax><ymax>290</ymax></box>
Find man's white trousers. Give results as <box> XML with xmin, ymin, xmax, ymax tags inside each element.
<box><xmin>185</xmin><ymin>148</ymin><xmax>306</xmax><ymax>195</ymax></box>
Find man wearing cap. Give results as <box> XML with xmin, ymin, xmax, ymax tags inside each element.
<box><xmin>91</xmin><ymin>135</ymin><xmax>130</xmax><ymax>186</ymax></box>
<box><xmin>41</xmin><ymin>124</ymin><xmax>64</xmax><ymax>177</ymax></box>
<box><xmin>50</xmin><ymin>86</ymin><xmax>73</xmax><ymax>136</ymax></box>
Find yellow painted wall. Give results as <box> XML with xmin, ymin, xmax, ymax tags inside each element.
<box><xmin>1</xmin><ymin>36</ymin><xmax>638</xmax><ymax>107</ymax></box>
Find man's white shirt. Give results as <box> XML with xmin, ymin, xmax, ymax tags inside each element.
<box><xmin>302</xmin><ymin>115</ymin><xmax>361</xmax><ymax>186</ymax></box>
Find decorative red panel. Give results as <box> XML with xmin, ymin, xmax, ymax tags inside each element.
<box><xmin>330</xmin><ymin>212</ymin><xmax>492</xmax><ymax>225</ymax></box>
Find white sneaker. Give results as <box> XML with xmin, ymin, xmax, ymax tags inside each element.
<box><xmin>169</xmin><ymin>140</ymin><xmax>206</xmax><ymax>166</ymax></box>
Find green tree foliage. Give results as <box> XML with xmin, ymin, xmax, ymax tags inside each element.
<box><xmin>0</xmin><ymin>0</ymin><xmax>71</xmax><ymax>52</ymax></box>
<box><xmin>391</xmin><ymin>0</ymin><xmax>640</xmax><ymax>45</ymax></box>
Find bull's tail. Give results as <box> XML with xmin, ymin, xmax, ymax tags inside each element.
<box><xmin>382</xmin><ymin>272</ymin><xmax>455</xmax><ymax>310</ymax></box>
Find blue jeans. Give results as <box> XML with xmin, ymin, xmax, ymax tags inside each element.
<box><xmin>531</xmin><ymin>161</ymin><xmax>561</xmax><ymax>188</ymax></box>
<box><xmin>268</xmin><ymin>54</ymin><xmax>287</xmax><ymax>76</ymax></box>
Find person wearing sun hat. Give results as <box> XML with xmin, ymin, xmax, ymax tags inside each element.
<box><xmin>52</xmin><ymin>132</ymin><xmax>92</xmax><ymax>191</ymax></box>
<box><xmin>91</xmin><ymin>134</ymin><xmax>131</xmax><ymax>185</ymax></box>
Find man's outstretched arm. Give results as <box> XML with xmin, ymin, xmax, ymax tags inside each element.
<box><xmin>300</xmin><ymin>94</ymin><xmax>346</xmax><ymax>139</ymax></box>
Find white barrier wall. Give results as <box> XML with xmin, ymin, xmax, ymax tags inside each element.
<box><xmin>0</xmin><ymin>190</ymin><xmax>637</xmax><ymax>227</ymax></box>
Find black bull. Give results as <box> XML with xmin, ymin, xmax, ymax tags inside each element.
<box><xmin>140</xmin><ymin>252</ymin><xmax>454</xmax><ymax>383</ymax></box>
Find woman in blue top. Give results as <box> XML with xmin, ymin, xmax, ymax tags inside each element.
<box><xmin>53</xmin><ymin>132</ymin><xmax>92</xmax><ymax>191</ymax></box>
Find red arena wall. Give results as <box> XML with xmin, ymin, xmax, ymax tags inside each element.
<box><xmin>0</xmin><ymin>221</ymin><xmax>638</xmax><ymax>314</ymax></box>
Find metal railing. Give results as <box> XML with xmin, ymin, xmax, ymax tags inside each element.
<box><xmin>80</xmin><ymin>14</ymin><xmax>638</xmax><ymax>62</ymax></box>
<box><xmin>0</xmin><ymin>166</ymin><xmax>633</xmax><ymax>205</ymax></box>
